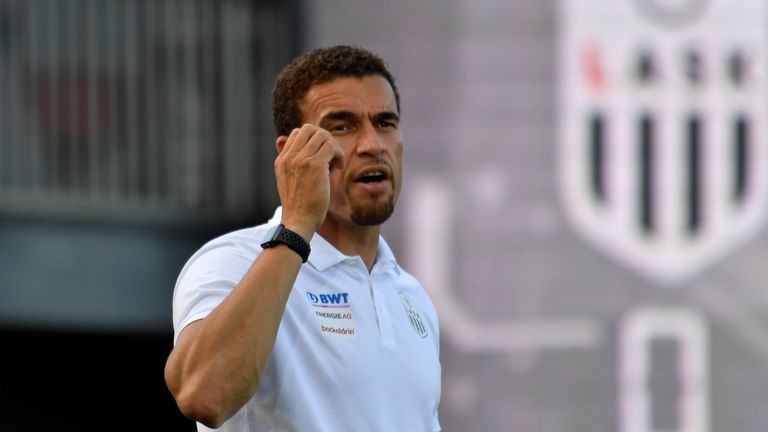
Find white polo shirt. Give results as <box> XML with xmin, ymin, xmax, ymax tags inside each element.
<box><xmin>172</xmin><ymin>208</ymin><xmax>442</xmax><ymax>432</ymax></box>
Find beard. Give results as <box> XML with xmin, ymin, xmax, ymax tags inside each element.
<box><xmin>349</xmin><ymin>195</ymin><xmax>396</xmax><ymax>226</ymax></box>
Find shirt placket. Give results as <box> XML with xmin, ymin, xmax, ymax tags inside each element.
<box><xmin>368</xmin><ymin>269</ymin><xmax>396</xmax><ymax>348</ymax></box>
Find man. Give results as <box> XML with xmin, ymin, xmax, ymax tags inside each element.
<box><xmin>164</xmin><ymin>45</ymin><xmax>442</xmax><ymax>431</ymax></box>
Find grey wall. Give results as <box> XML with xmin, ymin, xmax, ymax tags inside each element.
<box><xmin>304</xmin><ymin>1</ymin><xmax>768</xmax><ymax>431</ymax></box>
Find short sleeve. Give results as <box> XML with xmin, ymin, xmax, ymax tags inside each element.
<box><xmin>172</xmin><ymin>237</ymin><xmax>258</xmax><ymax>344</ymax></box>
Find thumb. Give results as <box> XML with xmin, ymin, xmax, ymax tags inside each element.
<box><xmin>329</xmin><ymin>143</ymin><xmax>345</xmax><ymax>171</ymax></box>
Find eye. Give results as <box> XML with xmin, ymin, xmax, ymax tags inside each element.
<box><xmin>377</xmin><ymin>120</ymin><xmax>397</xmax><ymax>129</ymax></box>
<box><xmin>330</xmin><ymin>123</ymin><xmax>351</xmax><ymax>134</ymax></box>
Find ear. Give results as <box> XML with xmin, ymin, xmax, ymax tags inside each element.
<box><xmin>275</xmin><ymin>135</ymin><xmax>289</xmax><ymax>154</ymax></box>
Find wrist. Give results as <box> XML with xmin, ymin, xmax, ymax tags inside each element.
<box><xmin>280</xmin><ymin>219</ymin><xmax>316</xmax><ymax>243</ymax></box>
<box><xmin>261</xmin><ymin>224</ymin><xmax>312</xmax><ymax>263</ymax></box>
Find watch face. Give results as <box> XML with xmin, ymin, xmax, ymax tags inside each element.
<box><xmin>262</xmin><ymin>224</ymin><xmax>282</xmax><ymax>244</ymax></box>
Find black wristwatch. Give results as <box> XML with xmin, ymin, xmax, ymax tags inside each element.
<box><xmin>260</xmin><ymin>224</ymin><xmax>311</xmax><ymax>263</ymax></box>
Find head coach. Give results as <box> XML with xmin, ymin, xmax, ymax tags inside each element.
<box><xmin>164</xmin><ymin>45</ymin><xmax>442</xmax><ymax>431</ymax></box>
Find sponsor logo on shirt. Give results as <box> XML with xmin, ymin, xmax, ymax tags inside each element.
<box><xmin>306</xmin><ymin>291</ymin><xmax>350</xmax><ymax>308</ymax></box>
<box><xmin>307</xmin><ymin>290</ymin><xmax>356</xmax><ymax>337</ymax></box>
<box><xmin>399</xmin><ymin>292</ymin><xmax>428</xmax><ymax>338</ymax></box>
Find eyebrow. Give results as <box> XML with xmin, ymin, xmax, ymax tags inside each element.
<box><xmin>320</xmin><ymin>111</ymin><xmax>358</xmax><ymax>124</ymax></box>
<box><xmin>374</xmin><ymin>111</ymin><xmax>400</xmax><ymax>123</ymax></box>
<box><xmin>319</xmin><ymin>110</ymin><xmax>400</xmax><ymax>125</ymax></box>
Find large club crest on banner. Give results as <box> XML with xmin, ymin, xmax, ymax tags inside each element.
<box><xmin>558</xmin><ymin>0</ymin><xmax>768</xmax><ymax>285</ymax></box>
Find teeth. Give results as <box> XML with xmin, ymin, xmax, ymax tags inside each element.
<box><xmin>357</xmin><ymin>170</ymin><xmax>385</xmax><ymax>184</ymax></box>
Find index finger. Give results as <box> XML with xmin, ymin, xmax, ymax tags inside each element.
<box><xmin>284</xmin><ymin>124</ymin><xmax>322</xmax><ymax>155</ymax></box>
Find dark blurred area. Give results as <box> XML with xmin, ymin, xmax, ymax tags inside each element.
<box><xmin>0</xmin><ymin>0</ymin><xmax>302</xmax><ymax>429</ymax></box>
<box><xmin>0</xmin><ymin>325</ymin><xmax>194</xmax><ymax>429</ymax></box>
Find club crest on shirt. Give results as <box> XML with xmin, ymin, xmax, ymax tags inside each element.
<box><xmin>399</xmin><ymin>292</ymin><xmax>428</xmax><ymax>338</ymax></box>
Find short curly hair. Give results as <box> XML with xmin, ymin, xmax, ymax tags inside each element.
<box><xmin>271</xmin><ymin>45</ymin><xmax>401</xmax><ymax>137</ymax></box>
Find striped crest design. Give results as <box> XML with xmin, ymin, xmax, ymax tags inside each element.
<box><xmin>399</xmin><ymin>292</ymin><xmax>428</xmax><ymax>338</ymax></box>
<box><xmin>558</xmin><ymin>0</ymin><xmax>768</xmax><ymax>286</ymax></box>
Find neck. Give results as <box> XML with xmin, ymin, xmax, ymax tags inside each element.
<box><xmin>316</xmin><ymin>217</ymin><xmax>381</xmax><ymax>272</ymax></box>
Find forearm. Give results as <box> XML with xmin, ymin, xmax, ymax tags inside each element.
<box><xmin>167</xmin><ymin>124</ymin><xmax>339</xmax><ymax>427</ymax></box>
<box><xmin>165</xmin><ymin>244</ymin><xmax>303</xmax><ymax>427</ymax></box>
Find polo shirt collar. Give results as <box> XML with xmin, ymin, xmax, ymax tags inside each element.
<box><xmin>307</xmin><ymin>234</ymin><xmax>350</xmax><ymax>271</ymax></box>
<box><xmin>266</xmin><ymin>207</ymin><xmax>398</xmax><ymax>273</ymax></box>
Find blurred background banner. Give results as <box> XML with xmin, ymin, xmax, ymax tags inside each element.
<box><xmin>0</xmin><ymin>0</ymin><xmax>299</xmax><ymax>429</ymax></box>
<box><xmin>2</xmin><ymin>0</ymin><xmax>768</xmax><ymax>431</ymax></box>
<box><xmin>0</xmin><ymin>0</ymin><xmax>297</xmax><ymax>328</ymax></box>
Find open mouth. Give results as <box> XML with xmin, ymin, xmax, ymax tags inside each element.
<box><xmin>355</xmin><ymin>170</ymin><xmax>387</xmax><ymax>184</ymax></box>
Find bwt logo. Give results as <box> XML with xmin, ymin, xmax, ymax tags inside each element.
<box><xmin>306</xmin><ymin>291</ymin><xmax>350</xmax><ymax>307</ymax></box>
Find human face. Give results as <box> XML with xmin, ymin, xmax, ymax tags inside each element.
<box><xmin>300</xmin><ymin>75</ymin><xmax>403</xmax><ymax>227</ymax></box>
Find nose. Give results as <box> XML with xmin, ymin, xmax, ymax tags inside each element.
<box><xmin>355</xmin><ymin>122</ymin><xmax>385</xmax><ymax>156</ymax></box>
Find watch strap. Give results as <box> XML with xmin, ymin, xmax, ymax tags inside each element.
<box><xmin>261</xmin><ymin>224</ymin><xmax>311</xmax><ymax>263</ymax></box>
